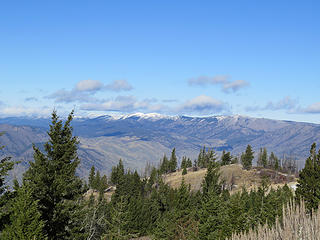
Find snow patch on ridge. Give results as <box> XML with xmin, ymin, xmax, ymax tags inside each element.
<box><xmin>112</xmin><ymin>112</ymin><xmax>179</xmax><ymax>121</ymax></box>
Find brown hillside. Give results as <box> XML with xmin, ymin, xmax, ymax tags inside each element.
<box><xmin>163</xmin><ymin>164</ymin><xmax>297</xmax><ymax>193</ymax></box>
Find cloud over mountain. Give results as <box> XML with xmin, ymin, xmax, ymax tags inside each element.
<box><xmin>246</xmin><ymin>96</ymin><xmax>298</xmax><ymax>112</ymax></box>
<box><xmin>302</xmin><ymin>102</ymin><xmax>320</xmax><ymax>114</ymax></box>
<box><xmin>80</xmin><ymin>96</ymin><xmax>167</xmax><ymax>113</ymax></box>
<box><xmin>188</xmin><ymin>75</ymin><xmax>249</xmax><ymax>93</ymax></box>
<box><xmin>179</xmin><ymin>95</ymin><xmax>227</xmax><ymax>114</ymax></box>
<box><xmin>47</xmin><ymin>79</ymin><xmax>133</xmax><ymax>103</ymax></box>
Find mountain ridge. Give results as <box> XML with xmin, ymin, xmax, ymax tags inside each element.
<box><xmin>0</xmin><ymin>114</ymin><xmax>319</xmax><ymax>179</ymax></box>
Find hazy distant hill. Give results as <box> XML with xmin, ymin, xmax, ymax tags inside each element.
<box><xmin>1</xmin><ymin>113</ymin><xmax>319</xmax><ymax>178</ymax></box>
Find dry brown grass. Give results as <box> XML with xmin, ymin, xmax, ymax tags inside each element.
<box><xmin>231</xmin><ymin>201</ymin><xmax>320</xmax><ymax>240</ymax></box>
<box><xmin>164</xmin><ymin>164</ymin><xmax>297</xmax><ymax>193</ymax></box>
<box><xmin>84</xmin><ymin>188</ymin><xmax>114</xmax><ymax>202</ymax></box>
<box><xmin>163</xmin><ymin>167</ymin><xmax>207</xmax><ymax>191</ymax></box>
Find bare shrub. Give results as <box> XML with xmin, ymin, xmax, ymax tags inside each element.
<box><xmin>230</xmin><ymin>201</ymin><xmax>320</xmax><ymax>240</ymax></box>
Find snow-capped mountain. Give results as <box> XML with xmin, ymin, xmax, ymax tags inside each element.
<box><xmin>1</xmin><ymin>114</ymin><xmax>319</xmax><ymax>178</ymax></box>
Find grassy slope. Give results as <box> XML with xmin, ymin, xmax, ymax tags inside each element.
<box><xmin>163</xmin><ymin>164</ymin><xmax>297</xmax><ymax>193</ymax></box>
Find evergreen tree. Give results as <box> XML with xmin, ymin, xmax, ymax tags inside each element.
<box><xmin>153</xmin><ymin>179</ymin><xmax>198</xmax><ymax>240</ymax></box>
<box><xmin>257</xmin><ymin>148</ymin><xmax>263</xmax><ymax>167</ymax></box>
<box><xmin>262</xmin><ymin>147</ymin><xmax>268</xmax><ymax>168</ymax></box>
<box><xmin>23</xmin><ymin>110</ymin><xmax>83</xmax><ymax>240</ymax></box>
<box><xmin>169</xmin><ymin>148</ymin><xmax>177</xmax><ymax>172</ymax></box>
<box><xmin>159</xmin><ymin>155</ymin><xmax>169</xmax><ymax>174</ymax></box>
<box><xmin>198</xmin><ymin>147</ymin><xmax>217</xmax><ymax>168</ymax></box>
<box><xmin>197</xmin><ymin>146</ymin><xmax>206</xmax><ymax>168</ymax></box>
<box><xmin>110</xmin><ymin>159</ymin><xmax>125</xmax><ymax>185</ymax></box>
<box><xmin>0</xmin><ymin>133</ymin><xmax>16</xmax><ymax>231</ymax></box>
<box><xmin>88</xmin><ymin>165</ymin><xmax>96</xmax><ymax>189</ymax></box>
<box><xmin>201</xmin><ymin>161</ymin><xmax>222</xmax><ymax>197</ymax></box>
<box><xmin>95</xmin><ymin>170</ymin><xmax>101</xmax><ymax>190</ymax></box>
<box><xmin>180</xmin><ymin>156</ymin><xmax>187</xmax><ymax>169</ymax></box>
<box><xmin>198</xmin><ymin>191</ymin><xmax>231</xmax><ymax>239</ymax></box>
<box><xmin>1</xmin><ymin>184</ymin><xmax>46</xmax><ymax>240</ymax></box>
<box><xmin>199</xmin><ymin>162</ymin><xmax>231</xmax><ymax>239</ymax></box>
<box><xmin>186</xmin><ymin>158</ymin><xmax>193</xmax><ymax>168</ymax></box>
<box><xmin>274</xmin><ymin>155</ymin><xmax>279</xmax><ymax>171</ymax></box>
<box><xmin>296</xmin><ymin>143</ymin><xmax>320</xmax><ymax>212</ymax></box>
<box><xmin>99</xmin><ymin>174</ymin><xmax>108</xmax><ymax>192</ymax></box>
<box><xmin>269</xmin><ymin>152</ymin><xmax>278</xmax><ymax>170</ymax></box>
<box><xmin>103</xmin><ymin>196</ymin><xmax>135</xmax><ymax>240</ymax></box>
<box><xmin>182</xmin><ymin>166</ymin><xmax>187</xmax><ymax>175</ymax></box>
<box><xmin>241</xmin><ymin>145</ymin><xmax>254</xmax><ymax>170</ymax></box>
<box><xmin>221</xmin><ymin>151</ymin><xmax>232</xmax><ymax>166</ymax></box>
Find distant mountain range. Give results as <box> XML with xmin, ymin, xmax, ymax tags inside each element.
<box><xmin>1</xmin><ymin>113</ymin><xmax>319</xmax><ymax>179</ymax></box>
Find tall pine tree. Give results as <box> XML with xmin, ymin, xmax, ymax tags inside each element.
<box><xmin>241</xmin><ymin>145</ymin><xmax>254</xmax><ymax>170</ymax></box>
<box><xmin>23</xmin><ymin>110</ymin><xmax>83</xmax><ymax>240</ymax></box>
<box><xmin>88</xmin><ymin>165</ymin><xmax>96</xmax><ymax>189</ymax></box>
<box><xmin>0</xmin><ymin>132</ymin><xmax>16</xmax><ymax>231</ymax></box>
<box><xmin>296</xmin><ymin>143</ymin><xmax>320</xmax><ymax>212</ymax></box>
<box><xmin>169</xmin><ymin>148</ymin><xmax>177</xmax><ymax>173</ymax></box>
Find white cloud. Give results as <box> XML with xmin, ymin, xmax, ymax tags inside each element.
<box><xmin>302</xmin><ymin>102</ymin><xmax>320</xmax><ymax>114</ymax></box>
<box><xmin>46</xmin><ymin>89</ymin><xmax>96</xmax><ymax>103</ymax></box>
<box><xmin>76</xmin><ymin>80</ymin><xmax>103</xmax><ymax>92</ymax></box>
<box><xmin>80</xmin><ymin>95</ymin><xmax>228</xmax><ymax>115</ymax></box>
<box><xmin>80</xmin><ymin>96</ymin><xmax>165</xmax><ymax>113</ymax></box>
<box><xmin>179</xmin><ymin>95</ymin><xmax>227</xmax><ymax>114</ymax></box>
<box><xmin>105</xmin><ymin>80</ymin><xmax>133</xmax><ymax>91</ymax></box>
<box><xmin>245</xmin><ymin>96</ymin><xmax>298</xmax><ymax>112</ymax></box>
<box><xmin>188</xmin><ymin>75</ymin><xmax>249</xmax><ymax>93</ymax></box>
<box><xmin>47</xmin><ymin>79</ymin><xmax>133</xmax><ymax>103</ymax></box>
<box><xmin>265</xmin><ymin>96</ymin><xmax>297</xmax><ymax>110</ymax></box>
<box><xmin>222</xmin><ymin>80</ymin><xmax>249</xmax><ymax>93</ymax></box>
<box><xmin>0</xmin><ymin>105</ymin><xmax>52</xmax><ymax>117</ymax></box>
<box><xmin>188</xmin><ymin>75</ymin><xmax>229</xmax><ymax>86</ymax></box>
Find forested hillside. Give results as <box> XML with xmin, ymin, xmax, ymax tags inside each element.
<box><xmin>0</xmin><ymin>111</ymin><xmax>319</xmax><ymax>239</ymax></box>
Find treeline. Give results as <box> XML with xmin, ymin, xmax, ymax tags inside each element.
<box><xmin>256</xmin><ymin>147</ymin><xmax>298</xmax><ymax>174</ymax></box>
<box><xmin>0</xmin><ymin>111</ymin><xmax>318</xmax><ymax>239</ymax></box>
<box><xmin>151</xmin><ymin>144</ymin><xmax>297</xmax><ymax>178</ymax></box>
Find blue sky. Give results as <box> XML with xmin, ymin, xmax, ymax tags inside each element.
<box><xmin>1</xmin><ymin>1</ymin><xmax>319</xmax><ymax>123</ymax></box>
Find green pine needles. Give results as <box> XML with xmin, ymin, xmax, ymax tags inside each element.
<box><xmin>296</xmin><ymin>143</ymin><xmax>320</xmax><ymax>213</ymax></box>
<box><xmin>23</xmin><ymin>110</ymin><xmax>83</xmax><ymax>239</ymax></box>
